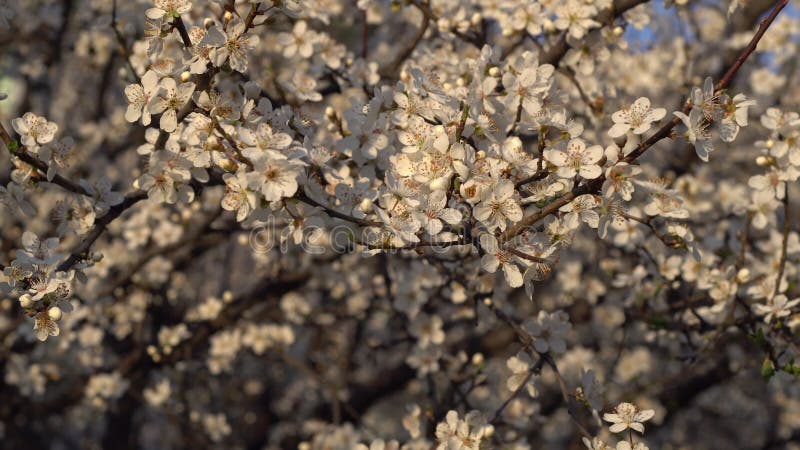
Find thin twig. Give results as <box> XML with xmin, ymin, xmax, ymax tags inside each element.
<box><xmin>111</xmin><ymin>0</ymin><xmax>141</xmax><ymax>83</ymax></box>
<box><xmin>56</xmin><ymin>191</ymin><xmax>148</xmax><ymax>272</ymax></box>
<box><xmin>172</xmin><ymin>17</ymin><xmax>193</xmax><ymax>48</ymax></box>
<box><xmin>382</xmin><ymin>11</ymin><xmax>429</xmax><ymax>78</ymax></box>
<box><xmin>295</xmin><ymin>190</ymin><xmax>382</xmax><ymax>227</ymax></box>
<box><xmin>490</xmin><ymin>356</ymin><xmax>544</xmax><ymax>423</ymax></box>
<box><xmin>773</xmin><ymin>186</ymin><xmax>790</xmax><ymax>298</ymax></box>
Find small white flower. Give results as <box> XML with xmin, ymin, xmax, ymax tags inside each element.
<box><xmin>148</xmin><ymin>77</ymin><xmax>196</xmax><ymax>133</ymax></box>
<box><xmin>79</xmin><ymin>177</ymin><xmax>125</xmax><ymax>215</ymax></box>
<box><xmin>602</xmin><ymin>163</ymin><xmax>641</xmax><ymax>201</ymax></box>
<box><xmin>239</xmin><ymin>123</ymin><xmax>293</xmax><ymax>153</ymax></box>
<box><xmin>553</xmin><ymin>0</ymin><xmax>600</xmax><ymax>39</ymax></box>
<box><xmin>409</xmin><ymin>314</ymin><xmax>445</xmax><ymax>348</ymax></box>
<box><xmin>413</xmin><ymin>191</ymin><xmax>462</xmax><ymax>236</ymax></box>
<box><xmin>244</xmin><ymin>151</ymin><xmax>303</xmax><ymax>202</ymax></box>
<box><xmin>39</xmin><ymin>137</ymin><xmax>76</xmax><ymax>181</ymax></box>
<box><xmin>124</xmin><ymin>70</ymin><xmax>159</xmax><ymax>125</ymax></box>
<box><xmin>502</xmin><ymin>63</ymin><xmax>555</xmax><ymax>117</ymax></box>
<box><xmin>580</xmin><ymin>369</ymin><xmax>605</xmax><ymax>411</ymax></box>
<box><xmin>17</xmin><ymin>231</ymin><xmax>62</xmax><ymax>267</ymax></box>
<box><xmin>473</xmin><ymin>181</ymin><xmax>523</xmax><ymax>232</ymax></box>
<box><xmin>0</xmin><ymin>182</ymin><xmax>36</xmax><ymax>216</ymax></box>
<box><xmin>33</xmin><ymin>312</ymin><xmax>60</xmax><ymax>342</ymax></box>
<box><xmin>277</xmin><ymin>20</ymin><xmax>315</xmax><ymax>59</ymax></box>
<box><xmin>752</xmin><ymin>295</ymin><xmax>800</xmax><ymax>323</ymax></box>
<box><xmin>522</xmin><ymin>310</ymin><xmax>571</xmax><ymax>354</ymax></box>
<box><xmin>280</xmin><ymin>73</ymin><xmax>322</xmax><ymax>102</ymax></box>
<box><xmin>559</xmin><ymin>194</ymin><xmax>600</xmax><ymax>230</ymax></box>
<box><xmin>221</xmin><ymin>171</ymin><xmax>257</xmax><ymax>222</ymax></box>
<box><xmin>480</xmin><ymin>234</ymin><xmax>523</xmax><ymax>288</ymax></box>
<box><xmin>719</xmin><ymin>93</ymin><xmax>756</xmax><ymax>142</ymax></box>
<box><xmin>690</xmin><ymin>76</ymin><xmax>718</xmax><ymax>119</ymax></box>
<box><xmin>12</xmin><ymin>112</ymin><xmax>57</xmax><ymax>149</ymax></box>
<box><xmin>603</xmin><ymin>402</ymin><xmax>655</xmax><ymax>434</ymax></box>
<box><xmin>406</xmin><ymin>344</ymin><xmax>442</xmax><ymax>377</ymax></box>
<box><xmin>546</xmin><ymin>138</ymin><xmax>604</xmax><ymax>180</ymax></box>
<box><xmin>674</xmin><ymin>108</ymin><xmax>714</xmax><ymax>161</ymax></box>
<box><xmin>207</xmin><ymin>21</ymin><xmax>260</xmax><ymax>73</ymax></box>
<box><xmin>434</xmin><ymin>410</ymin><xmax>489</xmax><ymax>450</ymax></box>
<box><xmin>638</xmin><ymin>178</ymin><xmax>690</xmax><ymax>219</ymax></box>
<box><xmin>608</xmin><ymin>97</ymin><xmax>666</xmax><ymax>138</ymax></box>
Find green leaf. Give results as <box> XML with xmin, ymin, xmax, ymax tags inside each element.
<box><xmin>7</xmin><ymin>139</ymin><xmax>19</xmax><ymax>152</ymax></box>
<box><xmin>748</xmin><ymin>328</ymin><xmax>767</xmax><ymax>349</ymax></box>
<box><xmin>781</xmin><ymin>360</ymin><xmax>800</xmax><ymax>376</ymax></box>
<box><xmin>647</xmin><ymin>316</ymin><xmax>668</xmax><ymax>330</ymax></box>
<box><xmin>762</xmin><ymin>358</ymin><xmax>776</xmax><ymax>380</ymax></box>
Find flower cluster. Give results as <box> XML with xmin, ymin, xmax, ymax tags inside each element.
<box><xmin>1</xmin><ymin>233</ymin><xmax>74</xmax><ymax>341</ymax></box>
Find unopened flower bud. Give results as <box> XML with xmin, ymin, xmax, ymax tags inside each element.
<box><xmin>471</xmin><ymin>352</ymin><xmax>484</xmax><ymax>365</ymax></box>
<box><xmin>736</xmin><ymin>268</ymin><xmax>750</xmax><ymax>283</ymax></box>
<box><xmin>359</xmin><ymin>198</ymin><xmax>373</xmax><ymax>213</ymax></box>
<box><xmin>180</xmin><ymin>71</ymin><xmax>191</xmax><ymax>83</ymax></box>
<box><xmin>488</xmin><ymin>67</ymin><xmax>500</xmax><ymax>77</ymax></box>
<box><xmin>19</xmin><ymin>294</ymin><xmax>34</xmax><ymax>309</ymax></box>
<box><xmin>756</xmin><ymin>155</ymin><xmax>771</xmax><ymax>166</ymax></box>
<box><xmin>223</xmin><ymin>11</ymin><xmax>234</xmax><ymax>22</ymax></box>
<box><xmin>48</xmin><ymin>306</ymin><xmax>62</xmax><ymax>321</ymax></box>
<box><xmin>203</xmin><ymin>18</ymin><xmax>214</xmax><ymax>29</ymax></box>
<box><xmin>471</xmin><ymin>13</ymin><xmax>482</xmax><ymax>26</ymax></box>
<box><xmin>613</xmin><ymin>26</ymin><xmax>624</xmax><ymax>36</ymax></box>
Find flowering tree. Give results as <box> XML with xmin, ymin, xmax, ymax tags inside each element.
<box><xmin>0</xmin><ymin>0</ymin><xmax>798</xmax><ymax>448</ymax></box>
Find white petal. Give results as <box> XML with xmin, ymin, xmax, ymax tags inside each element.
<box><xmin>503</xmin><ymin>263</ymin><xmax>523</xmax><ymax>288</ymax></box>
<box><xmin>609</xmin><ymin>423</ymin><xmax>628</xmax><ymax>433</ymax></box>
<box><xmin>145</xmin><ymin>8</ymin><xmax>166</xmax><ymax>19</ymax></box>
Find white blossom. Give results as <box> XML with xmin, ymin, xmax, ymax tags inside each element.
<box><xmin>124</xmin><ymin>70</ymin><xmax>159</xmax><ymax>125</ymax></box>
<box><xmin>12</xmin><ymin>112</ymin><xmax>57</xmax><ymax>149</ymax></box>
<box><xmin>608</xmin><ymin>97</ymin><xmax>666</xmax><ymax>138</ymax></box>
<box><xmin>603</xmin><ymin>402</ymin><xmax>655</xmax><ymax>434</ymax></box>
<box><xmin>546</xmin><ymin>138</ymin><xmax>604</xmax><ymax>179</ymax></box>
<box><xmin>522</xmin><ymin>310</ymin><xmax>571</xmax><ymax>354</ymax></box>
<box><xmin>148</xmin><ymin>77</ymin><xmax>196</xmax><ymax>132</ymax></box>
